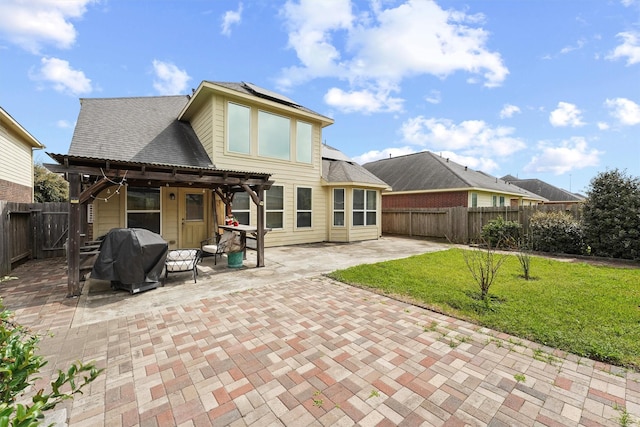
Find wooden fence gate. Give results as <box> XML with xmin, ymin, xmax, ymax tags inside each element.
<box><xmin>0</xmin><ymin>201</ymin><xmax>68</xmax><ymax>276</ymax></box>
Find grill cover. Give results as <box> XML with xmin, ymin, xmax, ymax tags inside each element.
<box><xmin>91</xmin><ymin>228</ymin><xmax>168</xmax><ymax>292</ymax></box>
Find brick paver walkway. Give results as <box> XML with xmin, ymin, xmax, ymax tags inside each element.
<box><xmin>2</xmin><ymin>257</ymin><xmax>640</xmax><ymax>426</ymax></box>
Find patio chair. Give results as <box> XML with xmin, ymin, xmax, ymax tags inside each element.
<box><xmin>201</xmin><ymin>232</ymin><xmax>225</xmax><ymax>265</ymax></box>
<box><xmin>164</xmin><ymin>249</ymin><xmax>200</xmax><ymax>283</ymax></box>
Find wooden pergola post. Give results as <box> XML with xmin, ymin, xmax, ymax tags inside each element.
<box><xmin>67</xmin><ymin>173</ymin><xmax>82</xmax><ymax>297</ymax></box>
<box><xmin>256</xmin><ymin>186</ymin><xmax>266</xmax><ymax>267</ymax></box>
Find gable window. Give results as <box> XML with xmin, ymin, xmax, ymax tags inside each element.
<box><xmin>258</xmin><ymin>111</ymin><xmax>290</xmax><ymax>160</ymax></box>
<box><xmin>265</xmin><ymin>185</ymin><xmax>284</xmax><ymax>229</ymax></box>
<box><xmin>232</xmin><ymin>191</ymin><xmax>250</xmax><ymax>225</ymax></box>
<box><xmin>333</xmin><ymin>188</ymin><xmax>345</xmax><ymax>227</ymax></box>
<box><xmin>228</xmin><ymin>102</ymin><xmax>250</xmax><ymax>154</ymax></box>
<box><xmin>296</xmin><ymin>187</ymin><xmax>312</xmax><ymax>228</ymax></box>
<box><xmin>471</xmin><ymin>192</ymin><xmax>478</xmax><ymax>208</ymax></box>
<box><xmin>296</xmin><ymin>121</ymin><xmax>312</xmax><ymax>163</ymax></box>
<box><xmin>126</xmin><ymin>187</ymin><xmax>160</xmax><ymax>234</ymax></box>
<box><xmin>353</xmin><ymin>189</ymin><xmax>377</xmax><ymax>226</ymax></box>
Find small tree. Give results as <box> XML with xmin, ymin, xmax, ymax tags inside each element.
<box><xmin>515</xmin><ymin>235</ymin><xmax>533</xmax><ymax>280</ymax></box>
<box><xmin>583</xmin><ymin>169</ymin><xmax>640</xmax><ymax>260</ymax></box>
<box><xmin>462</xmin><ymin>240</ymin><xmax>508</xmax><ymax>303</ymax></box>
<box><xmin>0</xmin><ymin>297</ymin><xmax>102</xmax><ymax>426</ymax></box>
<box><xmin>34</xmin><ymin>164</ymin><xmax>68</xmax><ymax>203</ymax></box>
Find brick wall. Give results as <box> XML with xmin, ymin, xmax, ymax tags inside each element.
<box><xmin>0</xmin><ymin>178</ymin><xmax>32</xmax><ymax>203</ymax></box>
<box><xmin>382</xmin><ymin>191</ymin><xmax>468</xmax><ymax>209</ymax></box>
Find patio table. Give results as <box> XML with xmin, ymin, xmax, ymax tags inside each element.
<box><xmin>218</xmin><ymin>224</ymin><xmax>270</xmax><ymax>266</ymax></box>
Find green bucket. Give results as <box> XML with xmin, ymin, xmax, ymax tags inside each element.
<box><xmin>227</xmin><ymin>251</ymin><xmax>243</xmax><ymax>268</ymax></box>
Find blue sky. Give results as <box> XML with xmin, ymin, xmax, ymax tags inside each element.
<box><xmin>1</xmin><ymin>0</ymin><xmax>639</xmax><ymax>195</ymax></box>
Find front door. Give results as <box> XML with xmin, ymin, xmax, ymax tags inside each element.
<box><xmin>179</xmin><ymin>189</ymin><xmax>207</xmax><ymax>248</ymax></box>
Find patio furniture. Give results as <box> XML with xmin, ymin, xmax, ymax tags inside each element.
<box><xmin>164</xmin><ymin>249</ymin><xmax>201</xmax><ymax>283</ymax></box>
<box><xmin>200</xmin><ymin>232</ymin><xmax>224</xmax><ymax>265</ymax></box>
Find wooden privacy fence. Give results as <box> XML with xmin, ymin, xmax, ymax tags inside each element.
<box><xmin>382</xmin><ymin>204</ymin><xmax>582</xmax><ymax>244</ymax></box>
<box><xmin>0</xmin><ymin>201</ymin><xmax>68</xmax><ymax>276</ymax></box>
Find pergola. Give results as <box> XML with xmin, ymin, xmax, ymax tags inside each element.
<box><xmin>46</xmin><ymin>154</ymin><xmax>273</xmax><ymax>297</ymax></box>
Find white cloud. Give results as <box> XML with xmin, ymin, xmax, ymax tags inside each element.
<box><xmin>559</xmin><ymin>38</ymin><xmax>586</xmax><ymax>55</ymax></box>
<box><xmin>549</xmin><ymin>102</ymin><xmax>585</xmax><ymax>127</ymax></box>
<box><xmin>524</xmin><ymin>137</ymin><xmax>602</xmax><ymax>175</ymax></box>
<box><xmin>30</xmin><ymin>57</ymin><xmax>92</xmax><ymax>95</ymax></box>
<box><xmin>605</xmin><ymin>97</ymin><xmax>640</xmax><ymax>125</ymax></box>
<box><xmin>499</xmin><ymin>104</ymin><xmax>521</xmax><ymax>119</ymax></box>
<box><xmin>221</xmin><ymin>3</ymin><xmax>243</xmax><ymax>36</ymax></box>
<box><xmin>152</xmin><ymin>60</ymin><xmax>190</xmax><ymax>95</ymax></box>
<box><xmin>353</xmin><ymin>146</ymin><xmax>417</xmax><ymax>164</ymax></box>
<box><xmin>607</xmin><ymin>31</ymin><xmax>640</xmax><ymax>65</ymax></box>
<box><xmin>57</xmin><ymin>119</ymin><xmax>72</xmax><ymax>128</ymax></box>
<box><xmin>400</xmin><ymin>116</ymin><xmax>526</xmax><ymax>158</ymax></box>
<box><xmin>324</xmin><ymin>86</ymin><xmax>403</xmax><ymax>113</ymax></box>
<box><xmin>597</xmin><ymin>121</ymin><xmax>610</xmax><ymax>130</ymax></box>
<box><xmin>0</xmin><ymin>0</ymin><xmax>96</xmax><ymax>53</ymax></box>
<box><xmin>425</xmin><ymin>90</ymin><xmax>441</xmax><ymax>105</ymax></box>
<box><xmin>279</xmin><ymin>0</ymin><xmax>508</xmax><ymax>113</ymax></box>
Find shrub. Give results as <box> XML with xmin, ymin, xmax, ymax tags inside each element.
<box><xmin>0</xmin><ymin>297</ymin><xmax>102</xmax><ymax>426</ymax></box>
<box><xmin>583</xmin><ymin>169</ymin><xmax>640</xmax><ymax>260</ymax></box>
<box><xmin>481</xmin><ymin>216</ymin><xmax>522</xmax><ymax>248</ymax></box>
<box><xmin>529</xmin><ymin>210</ymin><xmax>586</xmax><ymax>255</ymax></box>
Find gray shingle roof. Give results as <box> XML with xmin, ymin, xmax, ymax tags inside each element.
<box><xmin>363</xmin><ymin>151</ymin><xmax>544</xmax><ymax>199</ymax></box>
<box><xmin>501</xmin><ymin>176</ymin><xmax>585</xmax><ymax>202</ymax></box>
<box><xmin>68</xmin><ymin>96</ymin><xmax>213</xmax><ymax>168</ymax></box>
<box><xmin>321</xmin><ymin>145</ymin><xmax>389</xmax><ymax>187</ymax></box>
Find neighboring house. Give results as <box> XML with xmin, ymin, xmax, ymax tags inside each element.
<box><xmin>363</xmin><ymin>151</ymin><xmax>546</xmax><ymax>209</ymax></box>
<box><xmin>501</xmin><ymin>175</ymin><xmax>585</xmax><ymax>205</ymax></box>
<box><xmin>0</xmin><ymin>107</ymin><xmax>44</xmax><ymax>202</ymax></box>
<box><xmin>60</xmin><ymin>81</ymin><xmax>388</xmax><ymax>249</ymax></box>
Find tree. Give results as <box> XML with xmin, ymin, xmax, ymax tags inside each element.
<box><xmin>33</xmin><ymin>164</ymin><xmax>68</xmax><ymax>203</ymax></box>
<box><xmin>583</xmin><ymin>169</ymin><xmax>640</xmax><ymax>260</ymax></box>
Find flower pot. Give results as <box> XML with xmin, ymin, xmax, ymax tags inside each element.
<box><xmin>227</xmin><ymin>251</ymin><xmax>243</xmax><ymax>268</ymax></box>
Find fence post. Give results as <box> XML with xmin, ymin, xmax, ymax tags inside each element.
<box><xmin>0</xmin><ymin>201</ymin><xmax>9</xmax><ymax>276</ymax></box>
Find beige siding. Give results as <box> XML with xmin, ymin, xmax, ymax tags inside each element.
<box><xmin>93</xmin><ymin>187</ymin><xmax>123</xmax><ymax>237</ymax></box>
<box><xmin>203</xmin><ymin>93</ymin><xmax>328</xmax><ymax>247</ymax></box>
<box><xmin>189</xmin><ymin>97</ymin><xmax>214</xmax><ymax>161</ymax></box>
<box><xmin>162</xmin><ymin>187</ymin><xmax>180</xmax><ymax>248</ymax></box>
<box><xmin>0</xmin><ymin>124</ymin><xmax>33</xmax><ymax>188</ymax></box>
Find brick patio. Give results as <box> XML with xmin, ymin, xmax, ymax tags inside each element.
<box><xmin>2</xmin><ymin>241</ymin><xmax>640</xmax><ymax>426</ymax></box>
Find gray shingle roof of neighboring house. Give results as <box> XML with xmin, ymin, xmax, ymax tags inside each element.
<box><xmin>501</xmin><ymin>175</ymin><xmax>585</xmax><ymax>202</ymax></box>
<box><xmin>68</xmin><ymin>95</ymin><xmax>214</xmax><ymax>168</ymax></box>
<box><xmin>363</xmin><ymin>151</ymin><xmax>545</xmax><ymax>200</ymax></box>
<box><xmin>322</xmin><ymin>145</ymin><xmax>390</xmax><ymax>188</ymax></box>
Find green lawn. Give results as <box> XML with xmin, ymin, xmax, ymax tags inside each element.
<box><xmin>328</xmin><ymin>248</ymin><xmax>640</xmax><ymax>370</ymax></box>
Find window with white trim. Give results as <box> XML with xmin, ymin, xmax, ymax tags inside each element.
<box><xmin>228</xmin><ymin>102</ymin><xmax>250</xmax><ymax>154</ymax></box>
<box><xmin>265</xmin><ymin>185</ymin><xmax>284</xmax><ymax>229</ymax></box>
<box><xmin>126</xmin><ymin>187</ymin><xmax>161</xmax><ymax>234</ymax></box>
<box><xmin>471</xmin><ymin>192</ymin><xmax>478</xmax><ymax>208</ymax></box>
<box><xmin>258</xmin><ymin>110</ymin><xmax>290</xmax><ymax>160</ymax></box>
<box><xmin>353</xmin><ymin>189</ymin><xmax>377</xmax><ymax>226</ymax></box>
<box><xmin>232</xmin><ymin>191</ymin><xmax>250</xmax><ymax>225</ymax></box>
<box><xmin>296</xmin><ymin>187</ymin><xmax>312</xmax><ymax>228</ymax></box>
<box><xmin>296</xmin><ymin>121</ymin><xmax>312</xmax><ymax>163</ymax></box>
<box><xmin>333</xmin><ymin>188</ymin><xmax>345</xmax><ymax>226</ymax></box>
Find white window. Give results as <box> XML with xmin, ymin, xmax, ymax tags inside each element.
<box><xmin>126</xmin><ymin>187</ymin><xmax>161</xmax><ymax>234</ymax></box>
<box><xmin>492</xmin><ymin>195</ymin><xmax>498</xmax><ymax>207</ymax></box>
<box><xmin>333</xmin><ymin>188</ymin><xmax>345</xmax><ymax>226</ymax></box>
<box><xmin>471</xmin><ymin>192</ymin><xmax>478</xmax><ymax>208</ymax></box>
<box><xmin>258</xmin><ymin>111</ymin><xmax>290</xmax><ymax>160</ymax></box>
<box><xmin>353</xmin><ymin>189</ymin><xmax>377</xmax><ymax>226</ymax></box>
<box><xmin>296</xmin><ymin>187</ymin><xmax>312</xmax><ymax>228</ymax></box>
<box><xmin>232</xmin><ymin>191</ymin><xmax>250</xmax><ymax>225</ymax></box>
<box><xmin>228</xmin><ymin>102</ymin><xmax>251</xmax><ymax>154</ymax></box>
<box><xmin>265</xmin><ymin>185</ymin><xmax>284</xmax><ymax>229</ymax></box>
<box><xmin>499</xmin><ymin>196</ymin><xmax>505</xmax><ymax>207</ymax></box>
<box><xmin>296</xmin><ymin>121</ymin><xmax>312</xmax><ymax>163</ymax></box>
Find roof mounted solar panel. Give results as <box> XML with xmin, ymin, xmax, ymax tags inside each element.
<box><xmin>242</xmin><ymin>82</ymin><xmax>299</xmax><ymax>106</ymax></box>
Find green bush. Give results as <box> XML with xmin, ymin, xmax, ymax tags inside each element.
<box><xmin>529</xmin><ymin>210</ymin><xmax>586</xmax><ymax>255</ymax></box>
<box><xmin>583</xmin><ymin>169</ymin><xmax>640</xmax><ymax>260</ymax></box>
<box><xmin>481</xmin><ymin>216</ymin><xmax>522</xmax><ymax>248</ymax></box>
<box><xmin>0</xmin><ymin>298</ymin><xmax>102</xmax><ymax>426</ymax></box>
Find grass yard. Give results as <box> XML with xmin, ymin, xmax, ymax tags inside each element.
<box><xmin>328</xmin><ymin>248</ymin><xmax>640</xmax><ymax>370</ymax></box>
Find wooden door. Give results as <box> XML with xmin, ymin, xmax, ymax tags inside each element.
<box><xmin>179</xmin><ymin>189</ymin><xmax>207</xmax><ymax>248</ymax></box>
